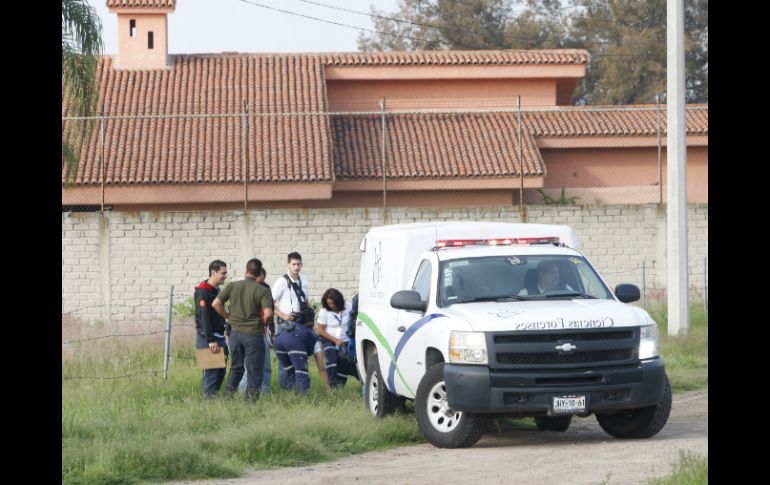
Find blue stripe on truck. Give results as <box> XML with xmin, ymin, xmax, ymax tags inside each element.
<box><xmin>386</xmin><ymin>313</ymin><xmax>446</xmax><ymax>394</ymax></box>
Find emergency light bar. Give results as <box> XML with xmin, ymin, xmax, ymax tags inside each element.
<box><xmin>436</xmin><ymin>237</ymin><xmax>560</xmax><ymax>248</ymax></box>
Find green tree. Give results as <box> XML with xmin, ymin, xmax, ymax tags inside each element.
<box><xmin>569</xmin><ymin>0</ymin><xmax>707</xmax><ymax>105</ymax></box>
<box><xmin>358</xmin><ymin>0</ymin><xmax>514</xmax><ymax>51</ymax></box>
<box><xmin>358</xmin><ymin>0</ymin><xmax>708</xmax><ymax>105</ymax></box>
<box><xmin>62</xmin><ymin>0</ymin><xmax>103</xmax><ymax>182</ymax></box>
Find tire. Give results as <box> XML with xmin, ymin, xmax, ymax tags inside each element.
<box><xmin>415</xmin><ymin>364</ymin><xmax>487</xmax><ymax>448</ymax></box>
<box><xmin>364</xmin><ymin>351</ymin><xmax>403</xmax><ymax>417</ymax></box>
<box><xmin>534</xmin><ymin>415</ymin><xmax>572</xmax><ymax>432</ymax></box>
<box><xmin>596</xmin><ymin>374</ymin><xmax>673</xmax><ymax>439</ymax></box>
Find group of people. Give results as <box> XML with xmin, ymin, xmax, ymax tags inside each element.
<box><xmin>193</xmin><ymin>252</ymin><xmax>358</xmax><ymax>400</ymax></box>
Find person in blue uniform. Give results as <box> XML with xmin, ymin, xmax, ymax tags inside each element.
<box><xmin>273</xmin><ymin>320</ymin><xmax>330</xmax><ymax>394</ymax></box>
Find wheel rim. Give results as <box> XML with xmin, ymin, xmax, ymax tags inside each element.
<box><xmin>426</xmin><ymin>380</ymin><xmax>462</xmax><ymax>433</ymax></box>
<box><xmin>368</xmin><ymin>370</ymin><xmax>380</xmax><ymax>414</ymax></box>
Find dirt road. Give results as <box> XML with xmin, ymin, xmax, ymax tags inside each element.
<box><xmin>170</xmin><ymin>389</ymin><xmax>707</xmax><ymax>485</ymax></box>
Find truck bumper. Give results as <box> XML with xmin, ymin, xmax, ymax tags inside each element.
<box><xmin>444</xmin><ymin>358</ymin><xmax>666</xmax><ymax>414</ymax></box>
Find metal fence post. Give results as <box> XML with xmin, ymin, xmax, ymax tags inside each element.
<box><xmin>517</xmin><ymin>96</ymin><xmax>526</xmax><ymax>222</ymax></box>
<box><xmin>704</xmin><ymin>257</ymin><xmax>708</xmax><ymax>314</ymax></box>
<box><xmin>642</xmin><ymin>260</ymin><xmax>646</xmax><ymax>310</ymax></box>
<box><xmin>380</xmin><ymin>98</ymin><xmax>388</xmax><ymax>225</ymax></box>
<box><xmin>164</xmin><ymin>285</ymin><xmax>174</xmax><ymax>380</ymax></box>
<box><xmin>242</xmin><ymin>100</ymin><xmax>249</xmax><ymax>211</ymax></box>
<box><xmin>656</xmin><ymin>95</ymin><xmax>662</xmax><ymax>205</ymax></box>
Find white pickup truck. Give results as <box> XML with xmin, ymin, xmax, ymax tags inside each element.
<box><xmin>354</xmin><ymin>222</ymin><xmax>671</xmax><ymax>448</ymax></box>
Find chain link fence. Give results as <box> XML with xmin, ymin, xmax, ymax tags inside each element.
<box><xmin>62</xmin><ymin>105</ymin><xmax>708</xmax><ymax>354</ymax></box>
<box><xmin>62</xmin><ymin>105</ymin><xmax>708</xmax><ymax>211</ymax></box>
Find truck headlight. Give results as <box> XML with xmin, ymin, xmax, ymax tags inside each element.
<box><xmin>639</xmin><ymin>324</ymin><xmax>660</xmax><ymax>359</ymax></box>
<box><xmin>449</xmin><ymin>331</ymin><xmax>488</xmax><ymax>365</ymax></box>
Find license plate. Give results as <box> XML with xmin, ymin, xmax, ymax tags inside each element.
<box><xmin>551</xmin><ymin>395</ymin><xmax>586</xmax><ymax>414</ymax></box>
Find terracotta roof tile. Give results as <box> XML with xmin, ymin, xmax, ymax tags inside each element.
<box><xmin>319</xmin><ymin>49</ymin><xmax>589</xmax><ymax>66</ymax></box>
<box><xmin>62</xmin><ymin>52</ymin><xmax>706</xmax><ymax>186</ymax></box>
<box><xmin>106</xmin><ymin>0</ymin><xmax>176</xmax><ymax>8</ymax></box>
<box><xmin>331</xmin><ymin>113</ymin><xmax>544</xmax><ymax>179</ymax></box>
<box><xmin>524</xmin><ymin>105</ymin><xmax>708</xmax><ymax>136</ymax></box>
<box><xmin>63</xmin><ymin>55</ymin><xmax>332</xmax><ymax>185</ymax></box>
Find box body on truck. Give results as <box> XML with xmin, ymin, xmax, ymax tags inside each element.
<box><xmin>354</xmin><ymin>222</ymin><xmax>671</xmax><ymax>448</ymax></box>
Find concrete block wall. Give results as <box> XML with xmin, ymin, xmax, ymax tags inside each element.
<box><xmin>61</xmin><ymin>204</ymin><xmax>708</xmax><ymax>323</ymax></box>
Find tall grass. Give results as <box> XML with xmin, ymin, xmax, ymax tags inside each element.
<box><xmin>649</xmin><ymin>302</ymin><xmax>709</xmax><ymax>392</ymax></box>
<box><xmin>647</xmin><ymin>451</ymin><xmax>708</xmax><ymax>485</ymax></box>
<box><xmin>62</xmin><ymin>317</ymin><xmax>422</xmax><ymax>485</ymax></box>
<box><xmin>62</xmin><ymin>302</ymin><xmax>707</xmax><ymax>484</ymax></box>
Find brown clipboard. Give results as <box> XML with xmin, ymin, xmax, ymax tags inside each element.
<box><xmin>195</xmin><ymin>348</ymin><xmax>227</xmax><ymax>369</ymax></box>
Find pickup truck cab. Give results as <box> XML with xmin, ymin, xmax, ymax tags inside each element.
<box><xmin>354</xmin><ymin>222</ymin><xmax>671</xmax><ymax>448</ymax></box>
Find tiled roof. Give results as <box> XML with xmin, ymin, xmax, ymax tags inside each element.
<box><xmin>62</xmin><ymin>55</ymin><xmax>332</xmax><ymax>184</ymax></box>
<box><xmin>106</xmin><ymin>0</ymin><xmax>176</xmax><ymax>8</ymax></box>
<box><xmin>319</xmin><ymin>49</ymin><xmax>589</xmax><ymax>66</ymax></box>
<box><xmin>332</xmin><ymin>113</ymin><xmax>544</xmax><ymax>179</ymax></box>
<box><xmin>62</xmin><ymin>52</ymin><xmax>707</xmax><ymax>186</ymax></box>
<box><xmin>524</xmin><ymin>105</ymin><xmax>708</xmax><ymax>136</ymax></box>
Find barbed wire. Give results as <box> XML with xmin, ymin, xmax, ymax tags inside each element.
<box><xmin>62</xmin><ymin>330</ymin><xmax>169</xmax><ymax>345</ymax></box>
<box><xmin>62</xmin><ymin>369</ymin><xmax>159</xmax><ymax>380</ymax></box>
<box><xmin>62</xmin><ymin>295</ymin><xmax>170</xmax><ymax>316</ymax></box>
<box><xmin>61</xmin><ymin>104</ymin><xmax>708</xmax><ymax>121</ymax></box>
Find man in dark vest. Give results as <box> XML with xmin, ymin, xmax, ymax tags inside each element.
<box><xmin>194</xmin><ymin>259</ymin><xmax>229</xmax><ymax>398</ymax></box>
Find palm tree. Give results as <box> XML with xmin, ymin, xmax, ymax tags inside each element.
<box><xmin>62</xmin><ymin>0</ymin><xmax>103</xmax><ymax>182</ymax></box>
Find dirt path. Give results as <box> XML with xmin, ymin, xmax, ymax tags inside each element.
<box><xmin>169</xmin><ymin>389</ymin><xmax>707</xmax><ymax>485</ymax></box>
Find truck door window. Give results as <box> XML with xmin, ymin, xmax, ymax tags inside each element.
<box><xmin>572</xmin><ymin>259</ymin><xmax>613</xmax><ymax>299</ymax></box>
<box><xmin>412</xmin><ymin>260</ymin><xmax>432</xmax><ymax>302</ymax></box>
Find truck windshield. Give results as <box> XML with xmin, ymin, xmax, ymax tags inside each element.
<box><xmin>438</xmin><ymin>254</ymin><xmax>613</xmax><ymax>307</ymax></box>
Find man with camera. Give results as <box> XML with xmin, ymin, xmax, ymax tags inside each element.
<box><xmin>271</xmin><ymin>252</ymin><xmax>312</xmax><ymax>389</ymax></box>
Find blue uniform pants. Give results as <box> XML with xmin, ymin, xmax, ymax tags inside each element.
<box><xmin>322</xmin><ymin>340</ymin><xmax>348</xmax><ymax>388</ymax></box>
<box><xmin>274</xmin><ymin>328</ymin><xmax>311</xmax><ymax>394</ymax></box>
<box><xmin>274</xmin><ymin>319</ymin><xmax>292</xmax><ymax>388</ymax></box>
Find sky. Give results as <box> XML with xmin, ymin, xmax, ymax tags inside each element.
<box><xmin>89</xmin><ymin>0</ymin><xmax>399</xmax><ymax>55</ymax></box>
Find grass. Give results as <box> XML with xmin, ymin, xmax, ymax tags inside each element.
<box><xmin>647</xmin><ymin>451</ymin><xmax>708</xmax><ymax>485</ymax></box>
<box><xmin>649</xmin><ymin>302</ymin><xmax>709</xmax><ymax>393</ymax></box>
<box><xmin>62</xmin><ymin>302</ymin><xmax>708</xmax><ymax>485</ymax></box>
<box><xmin>62</xmin><ymin>317</ymin><xmax>423</xmax><ymax>485</ymax></box>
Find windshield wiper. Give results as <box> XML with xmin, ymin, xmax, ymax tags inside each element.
<box><xmin>452</xmin><ymin>295</ymin><xmax>522</xmax><ymax>304</ymax></box>
<box><xmin>543</xmin><ymin>291</ymin><xmax>597</xmax><ymax>299</ymax></box>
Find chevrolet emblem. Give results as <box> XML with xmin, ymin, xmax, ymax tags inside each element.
<box><xmin>555</xmin><ymin>343</ymin><xmax>577</xmax><ymax>352</ymax></box>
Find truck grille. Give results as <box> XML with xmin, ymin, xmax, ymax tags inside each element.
<box><xmin>494</xmin><ymin>330</ymin><xmax>633</xmax><ymax>344</ymax></box>
<box><xmin>488</xmin><ymin>328</ymin><xmax>638</xmax><ymax>369</ymax></box>
<box><xmin>497</xmin><ymin>349</ymin><xmax>632</xmax><ymax>365</ymax></box>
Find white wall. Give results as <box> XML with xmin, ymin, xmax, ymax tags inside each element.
<box><xmin>61</xmin><ymin>204</ymin><xmax>708</xmax><ymax>322</ymax></box>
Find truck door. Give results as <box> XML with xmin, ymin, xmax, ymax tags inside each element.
<box><xmin>391</xmin><ymin>258</ymin><xmax>435</xmax><ymax>397</ymax></box>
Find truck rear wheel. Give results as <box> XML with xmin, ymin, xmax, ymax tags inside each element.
<box><xmin>365</xmin><ymin>352</ymin><xmax>403</xmax><ymax>417</ymax></box>
<box><xmin>596</xmin><ymin>374</ymin><xmax>672</xmax><ymax>439</ymax></box>
<box><xmin>415</xmin><ymin>364</ymin><xmax>486</xmax><ymax>448</ymax></box>
<box><xmin>534</xmin><ymin>415</ymin><xmax>572</xmax><ymax>432</ymax></box>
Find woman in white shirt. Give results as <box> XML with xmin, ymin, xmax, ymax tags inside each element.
<box><xmin>316</xmin><ymin>288</ymin><xmax>352</xmax><ymax>388</ymax></box>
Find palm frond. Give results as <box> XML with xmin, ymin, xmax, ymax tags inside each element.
<box><xmin>61</xmin><ymin>0</ymin><xmax>103</xmax><ymax>183</ymax></box>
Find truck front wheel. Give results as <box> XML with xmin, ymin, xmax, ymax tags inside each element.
<box><xmin>415</xmin><ymin>364</ymin><xmax>486</xmax><ymax>448</ymax></box>
<box><xmin>365</xmin><ymin>352</ymin><xmax>403</xmax><ymax>417</ymax></box>
<box><xmin>596</xmin><ymin>374</ymin><xmax>672</xmax><ymax>439</ymax></box>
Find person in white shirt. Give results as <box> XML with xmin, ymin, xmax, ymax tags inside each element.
<box><xmin>316</xmin><ymin>288</ymin><xmax>352</xmax><ymax>388</ymax></box>
<box><xmin>271</xmin><ymin>252</ymin><xmax>310</xmax><ymax>389</ymax></box>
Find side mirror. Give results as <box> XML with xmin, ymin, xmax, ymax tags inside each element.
<box><xmin>614</xmin><ymin>283</ymin><xmax>641</xmax><ymax>303</ymax></box>
<box><xmin>390</xmin><ymin>290</ymin><xmax>428</xmax><ymax>313</ymax></box>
